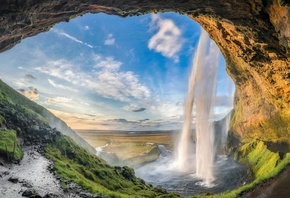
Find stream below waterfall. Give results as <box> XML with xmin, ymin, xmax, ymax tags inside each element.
<box><xmin>135</xmin><ymin>145</ymin><xmax>252</xmax><ymax>197</ymax></box>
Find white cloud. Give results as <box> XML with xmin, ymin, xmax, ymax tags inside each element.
<box><xmin>48</xmin><ymin>79</ymin><xmax>78</xmax><ymax>92</ymax></box>
<box><xmin>148</xmin><ymin>14</ymin><xmax>184</xmax><ymax>62</ymax></box>
<box><xmin>84</xmin><ymin>25</ymin><xmax>90</xmax><ymax>30</ymax></box>
<box><xmin>52</xmin><ymin>96</ymin><xmax>73</xmax><ymax>103</ymax></box>
<box><xmin>123</xmin><ymin>104</ymin><xmax>146</xmax><ymax>112</ymax></box>
<box><xmin>93</xmin><ymin>55</ymin><xmax>122</xmax><ymax>71</ymax></box>
<box><xmin>35</xmin><ymin>55</ymin><xmax>151</xmax><ymax>103</ymax></box>
<box><xmin>104</xmin><ymin>34</ymin><xmax>115</xmax><ymax>45</ymax></box>
<box><xmin>52</xmin><ymin>29</ymin><xmax>93</xmax><ymax>48</ymax></box>
<box><xmin>150</xmin><ymin>100</ymin><xmax>183</xmax><ymax>119</ymax></box>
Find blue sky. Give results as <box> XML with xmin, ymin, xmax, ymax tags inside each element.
<box><xmin>0</xmin><ymin>12</ymin><xmax>234</xmax><ymax>130</ymax></box>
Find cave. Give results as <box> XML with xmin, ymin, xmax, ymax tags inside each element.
<box><xmin>1</xmin><ymin>0</ymin><xmax>289</xmax><ymax>142</ymax></box>
<box><xmin>0</xmin><ymin>1</ymin><xmax>290</xmax><ymax>197</ymax></box>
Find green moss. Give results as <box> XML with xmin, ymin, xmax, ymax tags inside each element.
<box><xmin>45</xmin><ymin>134</ymin><xmax>178</xmax><ymax>198</ymax></box>
<box><xmin>0</xmin><ymin>130</ymin><xmax>23</xmax><ymax>162</ymax></box>
<box><xmin>0</xmin><ymin>115</ymin><xmax>5</xmax><ymax>125</ymax></box>
<box><xmin>230</xmin><ymin>98</ymin><xmax>242</xmax><ymax>130</ymax></box>
<box><xmin>245</xmin><ymin>114</ymin><xmax>290</xmax><ymax>143</ymax></box>
<box><xmin>230</xmin><ymin>95</ymin><xmax>290</xmax><ymax>142</ymax></box>
<box><xmin>236</xmin><ymin>141</ymin><xmax>280</xmax><ymax>178</ymax></box>
<box><xmin>199</xmin><ymin>141</ymin><xmax>290</xmax><ymax>198</ymax></box>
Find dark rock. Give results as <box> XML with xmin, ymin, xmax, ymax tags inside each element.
<box><xmin>21</xmin><ymin>181</ymin><xmax>33</xmax><ymax>188</ymax></box>
<box><xmin>0</xmin><ymin>171</ymin><xmax>9</xmax><ymax>178</ymax></box>
<box><xmin>8</xmin><ymin>176</ymin><xmax>19</xmax><ymax>183</ymax></box>
<box><xmin>22</xmin><ymin>189</ymin><xmax>42</xmax><ymax>198</ymax></box>
<box><xmin>43</xmin><ymin>193</ymin><xmax>58</xmax><ymax>198</ymax></box>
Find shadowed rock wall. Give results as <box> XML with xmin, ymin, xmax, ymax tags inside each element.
<box><xmin>0</xmin><ymin>0</ymin><xmax>289</xmax><ymax>141</ymax></box>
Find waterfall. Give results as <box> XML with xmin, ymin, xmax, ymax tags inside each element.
<box><xmin>176</xmin><ymin>28</ymin><xmax>220</xmax><ymax>183</ymax></box>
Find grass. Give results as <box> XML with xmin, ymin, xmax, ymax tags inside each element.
<box><xmin>0</xmin><ymin>79</ymin><xmax>49</xmax><ymax>125</ymax></box>
<box><xmin>198</xmin><ymin>140</ymin><xmax>290</xmax><ymax>198</ymax></box>
<box><xmin>0</xmin><ymin>80</ymin><xmax>177</xmax><ymax>197</ymax></box>
<box><xmin>0</xmin><ymin>115</ymin><xmax>5</xmax><ymax>125</ymax></box>
<box><xmin>0</xmin><ymin>130</ymin><xmax>23</xmax><ymax>162</ymax></box>
<box><xmin>76</xmin><ymin>130</ymin><xmax>174</xmax><ymax>160</ymax></box>
<box><xmin>45</xmin><ymin>134</ymin><xmax>178</xmax><ymax>198</ymax></box>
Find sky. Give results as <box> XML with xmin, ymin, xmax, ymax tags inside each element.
<box><xmin>0</xmin><ymin>12</ymin><xmax>234</xmax><ymax>131</ymax></box>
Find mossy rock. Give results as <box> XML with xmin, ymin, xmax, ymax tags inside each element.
<box><xmin>236</xmin><ymin>140</ymin><xmax>281</xmax><ymax>178</ymax></box>
<box><xmin>0</xmin><ymin>130</ymin><xmax>23</xmax><ymax>162</ymax></box>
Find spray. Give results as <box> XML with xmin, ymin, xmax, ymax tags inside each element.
<box><xmin>176</xmin><ymin>28</ymin><xmax>220</xmax><ymax>183</ymax></box>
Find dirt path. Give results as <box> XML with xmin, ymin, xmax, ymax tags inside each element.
<box><xmin>240</xmin><ymin>165</ymin><xmax>290</xmax><ymax>198</ymax></box>
<box><xmin>0</xmin><ymin>147</ymin><xmax>98</xmax><ymax>198</ymax></box>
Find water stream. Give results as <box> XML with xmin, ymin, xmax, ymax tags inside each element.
<box><xmin>136</xmin><ymin>145</ymin><xmax>250</xmax><ymax>197</ymax></box>
<box><xmin>176</xmin><ymin>29</ymin><xmax>220</xmax><ymax>183</ymax></box>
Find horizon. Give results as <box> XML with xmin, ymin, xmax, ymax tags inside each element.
<box><xmin>0</xmin><ymin>12</ymin><xmax>234</xmax><ymax>131</ymax></box>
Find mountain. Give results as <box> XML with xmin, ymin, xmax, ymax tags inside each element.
<box><xmin>0</xmin><ymin>79</ymin><xmax>177</xmax><ymax>197</ymax></box>
<box><xmin>0</xmin><ymin>79</ymin><xmax>95</xmax><ymax>154</ymax></box>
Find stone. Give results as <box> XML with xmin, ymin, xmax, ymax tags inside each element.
<box><xmin>0</xmin><ymin>0</ymin><xmax>289</xmax><ymax>142</ymax></box>
<box><xmin>22</xmin><ymin>189</ymin><xmax>42</xmax><ymax>198</ymax></box>
<box><xmin>8</xmin><ymin>176</ymin><xmax>19</xmax><ymax>183</ymax></box>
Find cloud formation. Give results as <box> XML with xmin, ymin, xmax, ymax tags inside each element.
<box><xmin>24</xmin><ymin>74</ymin><xmax>37</xmax><ymax>82</ymax></box>
<box><xmin>104</xmin><ymin>34</ymin><xmax>115</xmax><ymax>45</ymax></box>
<box><xmin>48</xmin><ymin>79</ymin><xmax>78</xmax><ymax>92</ymax></box>
<box><xmin>35</xmin><ymin>55</ymin><xmax>151</xmax><ymax>103</ymax></box>
<box><xmin>18</xmin><ymin>86</ymin><xmax>39</xmax><ymax>100</ymax></box>
<box><xmin>52</xmin><ymin>29</ymin><xmax>93</xmax><ymax>48</ymax></box>
<box><xmin>123</xmin><ymin>104</ymin><xmax>146</xmax><ymax>112</ymax></box>
<box><xmin>148</xmin><ymin>14</ymin><xmax>183</xmax><ymax>62</ymax></box>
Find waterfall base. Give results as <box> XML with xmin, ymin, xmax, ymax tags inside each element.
<box><xmin>136</xmin><ymin>145</ymin><xmax>251</xmax><ymax>197</ymax></box>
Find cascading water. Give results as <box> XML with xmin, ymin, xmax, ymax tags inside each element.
<box><xmin>176</xmin><ymin>28</ymin><xmax>220</xmax><ymax>183</ymax></box>
<box><xmin>136</xmin><ymin>29</ymin><xmax>249</xmax><ymax>196</ymax></box>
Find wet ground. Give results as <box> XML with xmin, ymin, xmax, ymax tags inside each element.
<box><xmin>0</xmin><ymin>147</ymin><xmax>99</xmax><ymax>198</ymax></box>
<box><xmin>135</xmin><ymin>145</ymin><xmax>251</xmax><ymax>197</ymax></box>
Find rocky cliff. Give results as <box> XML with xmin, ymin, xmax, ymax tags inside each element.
<box><xmin>0</xmin><ymin>0</ymin><xmax>289</xmax><ymax>141</ymax></box>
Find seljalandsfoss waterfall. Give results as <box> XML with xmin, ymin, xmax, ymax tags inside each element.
<box><xmin>135</xmin><ymin>28</ymin><xmax>251</xmax><ymax>196</ymax></box>
<box><xmin>177</xmin><ymin>29</ymin><xmax>219</xmax><ymax>183</ymax></box>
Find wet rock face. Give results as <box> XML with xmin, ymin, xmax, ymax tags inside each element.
<box><xmin>0</xmin><ymin>0</ymin><xmax>289</xmax><ymax>140</ymax></box>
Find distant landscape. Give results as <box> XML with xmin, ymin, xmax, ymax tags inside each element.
<box><xmin>76</xmin><ymin>130</ymin><xmax>176</xmax><ymax>166</ymax></box>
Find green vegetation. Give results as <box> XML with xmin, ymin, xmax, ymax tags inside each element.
<box><xmin>236</xmin><ymin>141</ymin><xmax>281</xmax><ymax>178</ymax></box>
<box><xmin>0</xmin><ymin>130</ymin><xmax>23</xmax><ymax>162</ymax></box>
<box><xmin>0</xmin><ymin>79</ymin><xmax>48</xmax><ymax>124</ymax></box>
<box><xmin>278</xmin><ymin>0</ymin><xmax>290</xmax><ymax>7</ymax></box>
<box><xmin>76</xmin><ymin>130</ymin><xmax>173</xmax><ymax>159</ymax></box>
<box><xmin>124</xmin><ymin>146</ymin><xmax>162</xmax><ymax>167</ymax></box>
<box><xmin>0</xmin><ymin>115</ymin><xmax>5</xmax><ymax>125</ymax></box>
<box><xmin>245</xmin><ymin>114</ymin><xmax>290</xmax><ymax>143</ymax></box>
<box><xmin>0</xmin><ymin>80</ymin><xmax>49</xmax><ymax>128</ymax></box>
<box><xmin>229</xmin><ymin>99</ymin><xmax>242</xmax><ymax>131</ymax></box>
<box><xmin>45</xmin><ymin>134</ymin><xmax>178</xmax><ymax>198</ymax></box>
<box><xmin>199</xmin><ymin>140</ymin><xmax>290</xmax><ymax>198</ymax></box>
<box><xmin>0</xmin><ymin>79</ymin><xmax>177</xmax><ymax>197</ymax></box>
<box><xmin>230</xmin><ymin>93</ymin><xmax>290</xmax><ymax>143</ymax></box>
